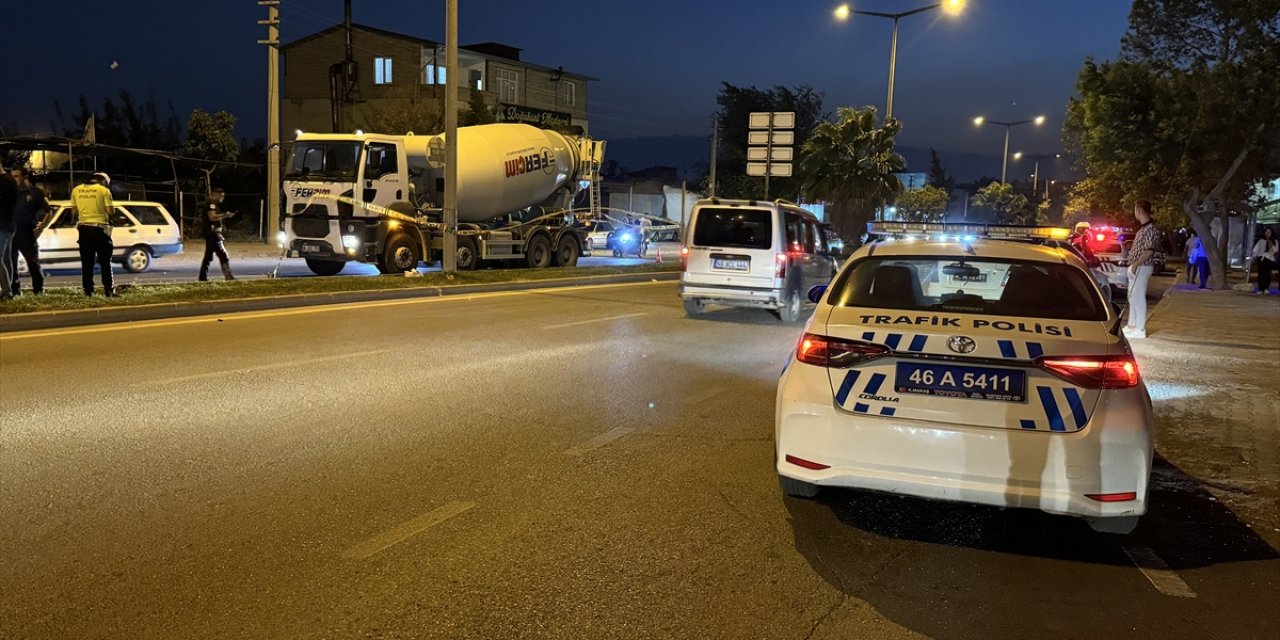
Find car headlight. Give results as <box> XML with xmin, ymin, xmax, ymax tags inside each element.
<box><xmin>341</xmin><ymin>234</ymin><xmax>361</xmax><ymax>249</ymax></box>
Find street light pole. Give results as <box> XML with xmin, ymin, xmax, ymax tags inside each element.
<box><xmin>258</xmin><ymin>0</ymin><xmax>281</xmax><ymax>244</ymax></box>
<box><xmin>1002</xmin><ymin>127</ymin><xmax>1011</xmax><ymax>186</ymax></box>
<box><xmin>442</xmin><ymin>0</ymin><xmax>459</xmax><ymax>273</ymax></box>
<box><xmin>835</xmin><ymin>1</ymin><xmax>965</xmax><ymax>121</ymax></box>
<box><xmin>973</xmin><ymin>115</ymin><xmax>1046</xmax><ymax>184</ymax></box>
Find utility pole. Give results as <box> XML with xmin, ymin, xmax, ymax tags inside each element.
<box><xmin>708</xmin><ymin>115</ymin><xmax>718</xmax><ymax>198</ymax></box>
<box><xmin>442</xmin><ymin>0</ymin><xmax>459</xmax><ymax>272</ymax></box>
<box><xmin>258</xmin><ymin>0</ymin><xmax>281</xmax><ymax>244</ymax></box>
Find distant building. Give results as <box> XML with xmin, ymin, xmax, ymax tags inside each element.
<box><xmin>282</xmin><ymin>23</ymin><xmax>593</xmax><ymax>135</ymax></box>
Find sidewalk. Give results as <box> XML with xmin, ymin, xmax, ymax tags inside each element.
<box><xmin>1131</xmin><ymin>285</ymin><xmax>1280</xmax><ymax>535</ymax></box>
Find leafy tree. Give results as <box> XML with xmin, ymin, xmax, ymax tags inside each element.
<box><xmin>185</xmin><ymin>109</ymin><xmax>239</xmax><ymax>162</ymax></box>
<box><xmin>709</xmin><ymin>83</ymin><xmax>825</xmax><ymax>200</ymax></box>
<box><xmin>895</xmin><ymin>185</ymin><xmax>950</xmax><ymax>223</ymax></box>
<box><xmin>1063</xmin><ymin>0</ymin><xmax>1280</xmax><ymax>288</ymax></box>
<box><xmin>972</xmin><ymin>181</ymin><xmax>1035</xmax><ymax>224</ymax></box>
<box><xmin>356</xmin><ymin>89</ymin><xmax>443</xmax><ymax>134</ymax></box>
<box><xmin>800</xmin><ymin>106</ymin><xmax>904</xmax><ymax>242</ymax></box>
<box><xmin>460</xmin><ymin>91</ymin><xmax>496</xmax><ymax>127</ymax></box>
<box><xmin>927</xmin><ymin>148</ymin><xmax>955</xmax><ymax>192</ymax></box>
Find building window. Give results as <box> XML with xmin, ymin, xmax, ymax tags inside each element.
<box><xmin>560</xmin><ymin>80</ymin><xmax>576</xmax><ymax>107</ymax></box>
<box><xmin>374</xmin><ymin>57</ymin><xmax>393</xmax><ymax>85</ymax></box>
<box><xmin>495</xmin><ymin>68</ymin><xmax>519</xmax><ymax>103</ymax></box>
<box><xmin>424</xmin><ymin>64</ymin><xmax>446</xmax><ymax>85</ymax></box>
<box><xmin>469</xmin><ymin>69</ymin><xmax>483</xmax><ymax>91</ymax></box>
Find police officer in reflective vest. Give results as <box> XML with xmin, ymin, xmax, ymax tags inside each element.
<box><xmin>199</xmin><ymin>189</ymin><xmax>236</xmax><ymax>281</ymax></box>
<box><xmin>71</xmin><ymin>172</ymin><xmax>115</xmax><ymax>297</ymax></box>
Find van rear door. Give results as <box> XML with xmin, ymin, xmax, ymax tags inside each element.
<box><xmin>684</xmin><ymin>205</ymin><xmax>777</xmax><ymax>289</ymax></box>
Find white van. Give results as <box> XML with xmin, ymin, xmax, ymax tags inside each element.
<box><xmin>18</xmin><ymin>201</ymin><xmax>183</xmax><ymax>274</ymax></box>
<box><xmin>680</xmin><ymin>198</ymin><xmax>838</xmax><ymax>321</ymax></box>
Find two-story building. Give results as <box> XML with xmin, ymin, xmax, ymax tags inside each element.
<box><xmin>282</xmin><ymin>23</ymin><xmax>592</xmax><ymax>135</ymax></box>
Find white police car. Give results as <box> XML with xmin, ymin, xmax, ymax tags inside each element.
<box><xmin>776</xmin><ymin>229</ymin><xmax>1153</xmax><ymax>534</ymax></box>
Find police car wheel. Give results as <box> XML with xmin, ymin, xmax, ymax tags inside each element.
<box><xmin>683</xmin><ymin>298</ymin><xmax>705</xmax><ymax>316</ymax></box>
<box><xmin>1086</xmin><ymin>516</ymin><xmax>1139</xmax><ymax>535</ymax></box>
<box><xmin>779</xmin><ymin>475</ymin><xmax>820</xmax><ymax>498</ymax></box>
<box><xmin>123</xmin><ymin>247</ymin><xmax>152</xmax><ymax>273</ymax></box>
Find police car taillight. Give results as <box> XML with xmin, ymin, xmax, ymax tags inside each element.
<box><xmin>1038</xmin><ymin>355</ymin><xmax>1140</xmax><ymax>389</ymax></box>
<box><xmin>796</xmin><ymin>333</ymin><xmax>889</xmax><ymax>367</ymax></box>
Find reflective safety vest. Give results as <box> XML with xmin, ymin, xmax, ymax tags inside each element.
<box><xmin>72</xmin><ymin>183</ymin><xmax>113</xmax><ymax>225</ymax></box>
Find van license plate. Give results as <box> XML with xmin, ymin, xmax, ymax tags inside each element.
<box><xmin>894</xmin><ymin>362</ymin><xmax>1026</xmax><ymax>402</ymax></box>
<box><xmin>713</xmin><ymin>258</ymin><xmax>749</xmax><ymax>271</ymax></box>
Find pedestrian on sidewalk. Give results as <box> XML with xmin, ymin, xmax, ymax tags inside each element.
<box><xmin>198</xmin><ymin>189</ymin><xmax>236</xmax><ymax>281</ymax></box>
<box><xmin>0</xmin><ymin>160</ymin><xmax>18</xmax><ymax>301</ymax></box>
<box><xmin>1124</xmin><ymin>200</ymin><xmax>1160</xmax><ymax>340</ymax></box>
<box><xmin>1252</xmin><ymin>226</ymin><xmax>1277</xmax><ymax>295</ymax></box>
<box><xmin>9</xmin><ymin>167</ymin><xmax>51</xmax><ymax>295</ymax></box>
<box><xmin>71</xmin><ymin>172</ymin><xmax>116</xmax><ymax>297</ymax></box>
<box><xmin>1186</xmin><ymin>229</ymin><xmax>1209</xmax><ymax>288</ymax></box>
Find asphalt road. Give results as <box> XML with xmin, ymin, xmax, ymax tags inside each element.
<box><xmin>1</xmin><ymin>279</ymin><xmax>1275</xmax><ymax>639</ymax></box>
<box><xmin>26</xmin><ymin>243</ymin><xmax>680</xmax><ymax>288</ymax></box>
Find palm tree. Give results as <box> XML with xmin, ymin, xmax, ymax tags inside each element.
<box><xmin>801</xmin><ymin>106</ymin><xmax>905</xmax><ymax>244</ymax></box>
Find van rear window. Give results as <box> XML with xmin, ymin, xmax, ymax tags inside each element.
<box><xmin>829</xmin><ymin>256</ymin><xmax>1107</xmax><ymax>321</ymax></box>
<box><xmin>692</xmin><ymin>208</ymin><xmax>772</xmax><ymax>250</ymax></box>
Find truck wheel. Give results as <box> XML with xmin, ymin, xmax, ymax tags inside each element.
<box><xmin>384</xmin><ymin>234</ymin><xmax>421</xmax><ymax>273</ymax></box>
<box><xmin>553</xmin><ymin>235</ymin><xmax>580</xmax><ymax>267</ymax></box>
<box><xmin>456</xmin><ymin>237</ymin><xmax>479</xmax><ymax>270</ymax></box>
<box><xmin>526</xmin><ymin>235</ymin><xmax>552</xmax><ymax>268</ymax></box>
<box><xmin>305</xmin><ymin>258</ymin><xmax>345</xmax><ymax>276</ymax></box>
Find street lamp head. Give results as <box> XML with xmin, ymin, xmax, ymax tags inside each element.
<box><xmin>1013</xmin><ymin>151</ymin><xmax>1023</xmax><ymax>160</ymax></box>
<box><xmin>973</xmin><ymin>116</ymin><xmax>985</xmax><ymax>126</ymax></box>
<box><xmin>1034</xmin><ymin>115</ymin><xmax>1047</xmax><ymax>126</ymax></box>
<box><xmin>1055</xmin><ymin>153</ymin><xmax>1062</xmax><ymax>158</ymax></box>
<box><xmin>942</xmin><ymin>0</ymin><xmax>966</xmax><ymax>15</ymax></box>
<box><xmin>834</xmin><ymin>4</ymin><xmax>850</xmax><ymax>20</ymax></box>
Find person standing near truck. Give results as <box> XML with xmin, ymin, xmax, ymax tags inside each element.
<box><xmin>198</xmin><ymin>189</ymin><xmax>236</xmax><ymax>281</ymax></box>
<box><xmin>9</xmin><ymin>167</ymin><xmax>51</xmax><ymax>295</ymax></box>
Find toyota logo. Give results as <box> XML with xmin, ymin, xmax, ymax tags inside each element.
<box><xmin>947</xmin><ymin>336</ymin><xmax>976</xmax><ymax>354</ymax></box>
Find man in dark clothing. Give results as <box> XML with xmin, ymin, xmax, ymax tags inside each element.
<box><xmin>9</xmin><ymin>167</ymin><xmax>51</xmax><ymax>295</ymax></box>
<box><xmin>0</xmin><ymin>160</ymin><xmax>18</xmax><ymax>300</ymax></box>
<box><xmin>199</xmin><ymin>189</ymin><xmax>236</xmax><ymax>281</ymax></box>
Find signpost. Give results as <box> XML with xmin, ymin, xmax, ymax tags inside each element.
<box><xmin>747</xmin><ymin>111</ymin><xmax>794</xmax><ymax>198</ymax></box>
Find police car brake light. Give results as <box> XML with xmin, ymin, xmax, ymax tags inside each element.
<box><xmin>1085</xmin><ymin>492</ymin><xmax>1138</xmax><ymax>502</ymax></box>
<box><xmin>1037</xmin><ymin>355</ymin><xmax>1139</xmax><ymax>389</ymax></box>
<box><xmin>796</xmin><ymin>333</ymin><xmax>888</xmax><ymax>367</ymax></box>
<box><xmin>784</xmin><ymin>455</ymin><xmax>830</xmax><ymax>470</ymax></box>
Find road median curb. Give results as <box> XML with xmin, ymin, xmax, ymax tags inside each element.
<box><xmin>0</xmin><ymin>271</ymin><xmax>680</xmax><ymax>333</ymax></box>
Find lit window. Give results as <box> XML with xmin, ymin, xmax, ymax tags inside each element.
<box><xmin>495</xmin><ymin>68</ymin><xmax>519</xmax><ymax>103</ymax></box>
<box><xmin>560</xmin><ymin>80</ymin><xmax>576</xmax><ymax>107</ymax></box>
<box><xmin>374</xmin><ymin>57</ymin><xmax>393</xmax><ymax>85</ymax></box>
<box><xmin>424</xmin><ymin>64</ymin><xmax>446</xmax><ymax>85</ymax></box>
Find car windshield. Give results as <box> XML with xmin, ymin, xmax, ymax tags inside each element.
<box><xmin>692</xmin><ymin>207</ymin><xmax>772</xmax><ymax>250</ymax></box>
<box><xmin>829</xmin><ymin>256</ymin><xmax>1107</xmax><ymax>321</ymax></box>
<box><xmin>287</xmin><ymin>142</ymin><xmax>361</xmax><ymax>180</ymax></box>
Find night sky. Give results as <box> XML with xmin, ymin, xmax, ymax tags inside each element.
<box><xmin>3</xmin><ymin>1</ymin><xmax>1132</xmax><ymax>179</ymax></box>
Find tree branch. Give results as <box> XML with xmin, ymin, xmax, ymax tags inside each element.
<box><xmin>1207</xmin><ymin>123</ymin><xmax>1264</xmax><ymax>202</ymax></box>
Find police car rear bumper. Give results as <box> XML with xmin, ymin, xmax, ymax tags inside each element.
<box><xmin>776</xmin><ymin>360</ymin><xmax>1153</xmax><ymax>520</ymax></box>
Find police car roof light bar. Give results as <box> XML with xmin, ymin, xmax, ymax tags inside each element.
<box><xmin>867</xmin><ymin>221</ymin><xmax>1071</xmax><ymax>240</ymax></box>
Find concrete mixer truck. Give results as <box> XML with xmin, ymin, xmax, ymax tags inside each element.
<box><xmin>279</xmin><ymin>123</ymin><xmax>606</xmax><ymax>275</ymax></box>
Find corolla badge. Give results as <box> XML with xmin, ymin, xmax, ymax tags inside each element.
<box><xmin>947</xmin><ymin>336</ymin><xmax>977</xmax><ymax>354</ymax></box>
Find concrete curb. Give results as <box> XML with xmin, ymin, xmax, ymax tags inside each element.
<box><xmin>0</xmin><ymin>271</ymin><xmax>681</xmax><ymax>333</ymax></box>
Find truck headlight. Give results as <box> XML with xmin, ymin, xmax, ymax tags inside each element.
<box><xmin>342</xmin><ymin>234</ymin><xmax>361</xmax><ymax>249</ymax></box>
<box><xmin>277</xmin><ymin>231</ymin><xmax>287</xmax><ymax>247</ymax></box>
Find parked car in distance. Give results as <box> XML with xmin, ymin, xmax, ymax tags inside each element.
<box><xmin>17</xmin><ymin>200</ymin><xmax>183</xmax><ymax>275</ymax></box>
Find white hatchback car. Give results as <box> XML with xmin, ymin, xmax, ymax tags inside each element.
<box><xmin>18</xmin><ymin>200</ymin><xmax>183</xmax><ymax>274</ymax></box>
<box><xmin>776</xmin><ymin>238</ymin><xmax>1153</xmax><ymax>534</ymax></box>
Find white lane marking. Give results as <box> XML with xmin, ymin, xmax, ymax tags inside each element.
<box><xmin>0</xmin><ymin>280</ymin><xmax>674</xmax><ymax>341</ymax></box>
<box><xmin>1123</xmin><ymin>546</ymin><xmax>1197</xmax><ymax>598</ymax></box>
<box><xmin>159</xmin><ymin>349</ymin><xmax>390</xmax><ymax>385</ymax></box>
<box><xmin>342</xmin><ymin>501</ymin><xmax>477</xmax><ymax>560</ymax></box>
<box><xmin>564</xmin><ymin>427</ymin><xmax>634</xmax><ymax>456</ymax></box>
<box><xmin>543</xmin><ymin>312</ymin><xmax>648</xmax><ymax>330</ymax></box>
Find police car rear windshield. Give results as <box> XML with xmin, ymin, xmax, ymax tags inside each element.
<box><xmin>829</xmin><ymin>257</ymin><xmax>1107</xmax><ymax>321</ymax></box>
<box><xmin>692</xmin><ymin>208</ymin><xmax>773</xmax><ymax>250</ymax></box>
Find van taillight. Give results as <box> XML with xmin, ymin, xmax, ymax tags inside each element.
<box><xmin>680</xmin><ymin>245</ymin><xmax>689</xmax><ymax>271</ymax></box>
<box><xmin>775</xmin><ymin>253</ymin><xmax>787</xmax><ymax>278</ymax></box>
<box><xmin>1038</xmin><ymin>355</ymin><xmax>1140</xmax><ymax>389</ymax></box>
<box><xmin>796</xmin><ymin>333</ymin><xmax>889</xmax><ymax>368</ymax></box>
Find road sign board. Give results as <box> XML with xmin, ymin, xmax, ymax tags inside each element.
<box><xmin>748</xmin><ymin>111</ymin><xmax>795</xmax><ymax>130</ymax></box>
<box><xmin>747</xmin><ymin>131</ymin><xmax>794</xmax><ymax>146</ymax></box>
<box><xmin>747</xmin><ymin>147</ymin><xmax>794</xmax><ymax>162</ymax></box>
<box><xmin>747</xmin><ymin>162</ymin><xmax>792</xmax><ymax>177</ymax></box>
